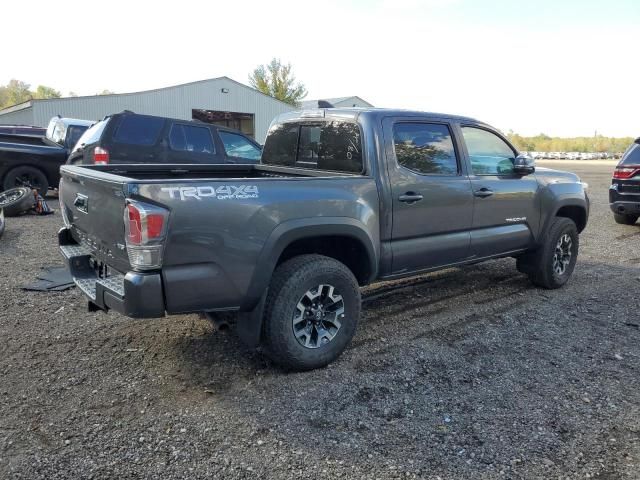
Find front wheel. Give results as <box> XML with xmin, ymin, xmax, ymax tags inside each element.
<box><xmin>613</xmin><ymin>213</ymin><xmax>638</xmax><ymax>225</ymax></box>
<box><xmin>263</xmin><ymin>254</ymin><xmax>361</xmax><ymax>371</ymax></box>
<box><xmin>518</xmin><ymin>217</ymin><xmax>579</xmax><ymax>289</ymax></box>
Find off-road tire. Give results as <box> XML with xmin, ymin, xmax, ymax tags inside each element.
<box><xmin>262</xmin><ymin>254</ymin><xmax>361</xmax><ymax>371</ymax></box>
<box><xmin>0</xmin><ymin>187</ymin><xmax>36</xmax><ymax>217</ymax></box>
<box><xmin>517</xmin><ymin>217</ymin><xmax>579</xmax><ymax>289</ymax></box>
<box><xmin>613</xmin><ymin>213</ymin><xmax>638</xmax><ymax>225</ymax></box>
<box><xmin>3</xmin><ymin>166</ymin><xmax>49</xmax><ymax>197</ymax></box>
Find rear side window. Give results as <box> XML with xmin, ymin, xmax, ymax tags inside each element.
<box><xmin>621</xmin><ymin>143</ymin><xmax>640</xmax><ymax>165</ymax></box>
<box><xmin>114</xmin><ymin>115</ymin><xmax>164</xmax><ymax>145</ymax></box>
<box><xmin>262</xmin><ymin>121</ymin><xmax>363</xmax><ymax>173</ymax></box>
<box><xmin>393</xmin><ymin>123</ymin><xmax>458</xmax><ymax>175</ymax></box>
<box><xmin>72</xmin><ymin>119</ymin><xmax>108</xmax><ymax>153</ymax></box>
<box><xmin>169</xmin><ymin>124</ymin><xmax>215</xmax><ymax>153</ymax></box>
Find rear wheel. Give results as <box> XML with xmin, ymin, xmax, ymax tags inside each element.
<box><xmin>613</xmin><ymin>213</ymin><xmax>638</xmax><ymax>225</ymax></box>
<box><xmin>517</xmin><ymin>217</ymin><xmax>579</xmax><ymax>289</ymax></box>
<box><xmin>3</xmin><ymin>166</ymin><xmax>49</xmax><ymax>197</ymax></box>
<box><xmin>262</xmin><ymin>254</ymin><xmax>360</xmax><ymax>371</ymax></box>
<box><xmin>0</xmin><ymin>187</ymin><xmax>36</xmax><ymax>216</ymax></box>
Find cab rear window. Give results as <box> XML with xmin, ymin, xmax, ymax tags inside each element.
<box><xmin>262</xmin><ymin>121</ymin><xmax>363</xmax><ymax>173</ymax></box>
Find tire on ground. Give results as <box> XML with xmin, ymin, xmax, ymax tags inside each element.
<box><xmin>0</xmin><ymin>187</ymin><xmax>36</xmax><ymax>217</ymax></box>
<box><xmin>262</xmin><ymin>254</ymin><xmax>361</xmax><ymax>371</ymax></box>
<box><xmin>3</xmin><ymin>166</ymin><xmax>49</xmax><ymax>197</ymax></box>
<box><xmin>518</xmin><ymin>217</ymin><xmax>579</xmax><ymax>289</ymax></box>
<box><xmin>613</xmin><ymin>213</ymin><xmax>638</xmax><ymax>225</ymax></box>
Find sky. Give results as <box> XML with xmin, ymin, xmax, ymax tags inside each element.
<box><xmin>1</xmin><ymin>0</ymin><xmax>638</xmax><ymax>137</ymax></box>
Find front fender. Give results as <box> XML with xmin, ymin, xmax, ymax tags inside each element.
<box><xmin>538</xmin><ymin>182</ymin><xmax>589</xmax><ymax>242</ymax></box>
<box><xmin>240</xmin><ymin>217</ymin><xmax>378</xmax><ymax>311</ymax></box>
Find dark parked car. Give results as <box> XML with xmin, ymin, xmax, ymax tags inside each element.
<box><xmin>67</xmin><ymin>111</ymin><xmax>262</xmax><ymax>166</ymax></box>
<box><xmin>0</xmin><ymin>116</ymin><xmax>93</xmax><ymax>195</ymax></box>
<box><xmin>610</xmin><ymin>137</ymin><xmax>640</xmax><ymax>225</ymax></box>
<box><xmin>0</xmin><ymin>125</ymin><xmax>46</xmax><ymax>137</ymax></box>
<box><xmin>59</xmin><ymin>108</ymin><xmax>589</xmax><ymax>370</ymax></box>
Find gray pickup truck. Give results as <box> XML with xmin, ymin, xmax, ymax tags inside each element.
<box><xmin>58</xmin><ymin>108</ymin><xmax>589</xmax><ymax>370</ymax></box>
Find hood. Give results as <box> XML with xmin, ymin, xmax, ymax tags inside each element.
<box><xmin>534</xmin><ymin>166</ymin><xmax>581</xmax><ymax>186</ymax></box>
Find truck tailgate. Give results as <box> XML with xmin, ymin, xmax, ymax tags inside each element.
<box><xmin>59</xmin><ymin>168</ymin><xmax>130</xmax><ymax>272</ymax></box>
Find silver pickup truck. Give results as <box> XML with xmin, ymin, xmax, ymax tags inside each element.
<box><xmin>58</xmin><ymin>108</ymin><xmax>589</xmax><ymax>370</ymax></box>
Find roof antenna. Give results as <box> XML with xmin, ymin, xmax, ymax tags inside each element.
<box><xmin>317</xmin><ymin>100</ymin><xmax>334</xmax><ymax>108</ymax></box>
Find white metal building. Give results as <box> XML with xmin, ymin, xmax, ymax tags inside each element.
<box><xmin>0</xmin><ymin>77</ymin><xmax>297</xmax><ymax>143</ymax></box>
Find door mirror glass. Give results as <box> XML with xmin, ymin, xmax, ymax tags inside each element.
<box><xmin>513</xmin><ymin>154</ymin><xmax>535</xmax><ymax>175</ymax></box>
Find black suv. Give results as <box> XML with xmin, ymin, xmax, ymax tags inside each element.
<box><xmin>610</xmin><ymin>137</ymin><xmax>640</xmax><ymax>225</ymax></box>
<box><xmin>67</xmin><ymin>111</ymin><xmax>262</xmax><ymax>166</ymax></box>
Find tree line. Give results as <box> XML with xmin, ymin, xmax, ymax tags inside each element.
<box><xmin>507</xmin><ymin>131</ymin><xmax>634</xmax><ymax>153</ymax></box>
<box><xmin>0</xmin><ymin>79</ymin><xmax>61</xmax><ymax>109</ymax></box>
<box><xmin>0</xmin><ymin>79</ymin><xmax>114</xmax><ymax>110</ymax></box>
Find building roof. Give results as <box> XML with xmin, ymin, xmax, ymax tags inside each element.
<box><xmin>0</xmin><ymin>76</ymin><xmax>293</xmax><ymax>116</ymax></box>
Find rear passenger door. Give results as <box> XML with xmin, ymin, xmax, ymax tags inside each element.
<box><xmin>165</xmin><ymin>122</ymin><xmax>222</xmax><ymax>164</ymax></box>
<box><xmin>383</xmin><ymin>117</ymin><xmax>474</xmax><ymax>274</ymax></box>
<box><xmin>459</xmin><ymin>125</ymin><xmax>539</xmax><ymax>258</ymax></box>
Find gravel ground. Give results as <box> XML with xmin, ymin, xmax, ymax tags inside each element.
<box><xmin>1</xmin><ymin>161</ymin><xmax>638</xmax><ymax>479</ymax></box>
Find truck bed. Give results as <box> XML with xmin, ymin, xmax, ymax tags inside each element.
<box><xmin>58</xmin><ymin>162</ymin><xmax>378</xmax><ymax>315</ymax></box>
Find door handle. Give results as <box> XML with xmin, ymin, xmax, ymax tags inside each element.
<box><xmin>473</xmin><ymin>188</ymin><xmax>494</xmax><ymax>198</ymax></box>
<box><xmin>398</xmin><ymin>192</ymin><xmax>424</xmax><ymax>203</ymax></box>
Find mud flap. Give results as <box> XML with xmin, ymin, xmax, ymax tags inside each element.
<box><xmin>236</xmin><ymin>291</ymin><xmax>267</xmax><ymax>348</ymax></box>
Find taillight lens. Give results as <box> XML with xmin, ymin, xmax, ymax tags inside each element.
<box><xmin>126</xmin><ymin>204</ymin><xmax>143</xmax><ymax>244</ymax></box>
<box><xmin>613</xmin><ymin>166</ymin><xmax>640</xmax><ymax>179</ymax></box>
<box><xmin>124</xmin><ymin>201</ymin><xmax>169</xmax><ymax>270</ymax></box>
<box><xmin>94</xmin><ymin>146</ymin><xmax>109</xmax><ymax>165</ymax></box>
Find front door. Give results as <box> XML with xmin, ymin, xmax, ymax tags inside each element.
<box><xmin>383</xmin><ymin>118</ymin><xmax>474</xmax><ymax>275</ymax></box>
<box><xmin>459</xmin><ymin>125</ymin><xmax>539</xmax><ymax>258</ymax></box>
<box><xmin>165</xmin><ymin>122</ymin><xmax>220</xmax><ymax>164</ymax></box>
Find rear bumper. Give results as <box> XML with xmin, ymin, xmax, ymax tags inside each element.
<box><xmin>58</xmin><ymin>227</ymin><xmax>165</xmax><ymax>318</ymax></box>
<box><xmin>609</xmin><ymin>185</ymin><xmax>640</xmax><ymax>215</ymax></box>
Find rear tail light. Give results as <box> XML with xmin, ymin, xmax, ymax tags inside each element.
<box><xmin>93</xmin><ymin>146</ymin><xmax>109</xmax><ymax>165</ymax></box>
<box><xmin>613</xmin><ymin>166</ymin><xmax>640</xmax><ymax>179</ymax></box>
<box><xmin>124</xmin><ymin>201</ymin><xmax>169</xmax><ymax>270</ymax></box>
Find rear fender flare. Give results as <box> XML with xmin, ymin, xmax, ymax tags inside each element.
<box><xmin>240</xmin><ymin>217</ymin><xmax>377</xmax><ymax>312</ymax></box>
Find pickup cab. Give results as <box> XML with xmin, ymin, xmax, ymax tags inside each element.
<box><xmin>0</xmin><ymin>116</ymin><xmax>93</xmax><ymax>195</ymax></box>
<box><xmin>58</xmin><ymin>108</ymin><xmax>589</xmax><ymax>370</ymax></box>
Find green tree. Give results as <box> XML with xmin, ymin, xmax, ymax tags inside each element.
<box><xmin>97</xmin><ymin>89</ymin><xmax>114</xmax><ymax>95</ymax></box>
<box><xmin>0</xmin><ymin>79</ymin><xmax>63</xmax><ymax>109</ymax></box>
<box><xmin>33</xmin><ymin>85</ymin><xmax>61</xmax><ymax>99</ymax></box>
<box><xmin>0</xmin><ymin>79</ymin><xmax>32</xmax><ymax>108</ymax></box>
<box><xmin>249</xmin><ymin>58</ymin><xmax>307</xmax><ymax>106</ymax></box>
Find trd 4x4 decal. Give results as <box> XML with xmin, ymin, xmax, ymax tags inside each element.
<box><xmin>161</xmin><ymin>185</ymin><xmax>259</xmax><ymax>201</ymax></box>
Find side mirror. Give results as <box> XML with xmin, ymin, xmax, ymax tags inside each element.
<box><xmin>513</xmin><ymin>154</ymin><xmax>535</xmax><ymax>175</ymax></box>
